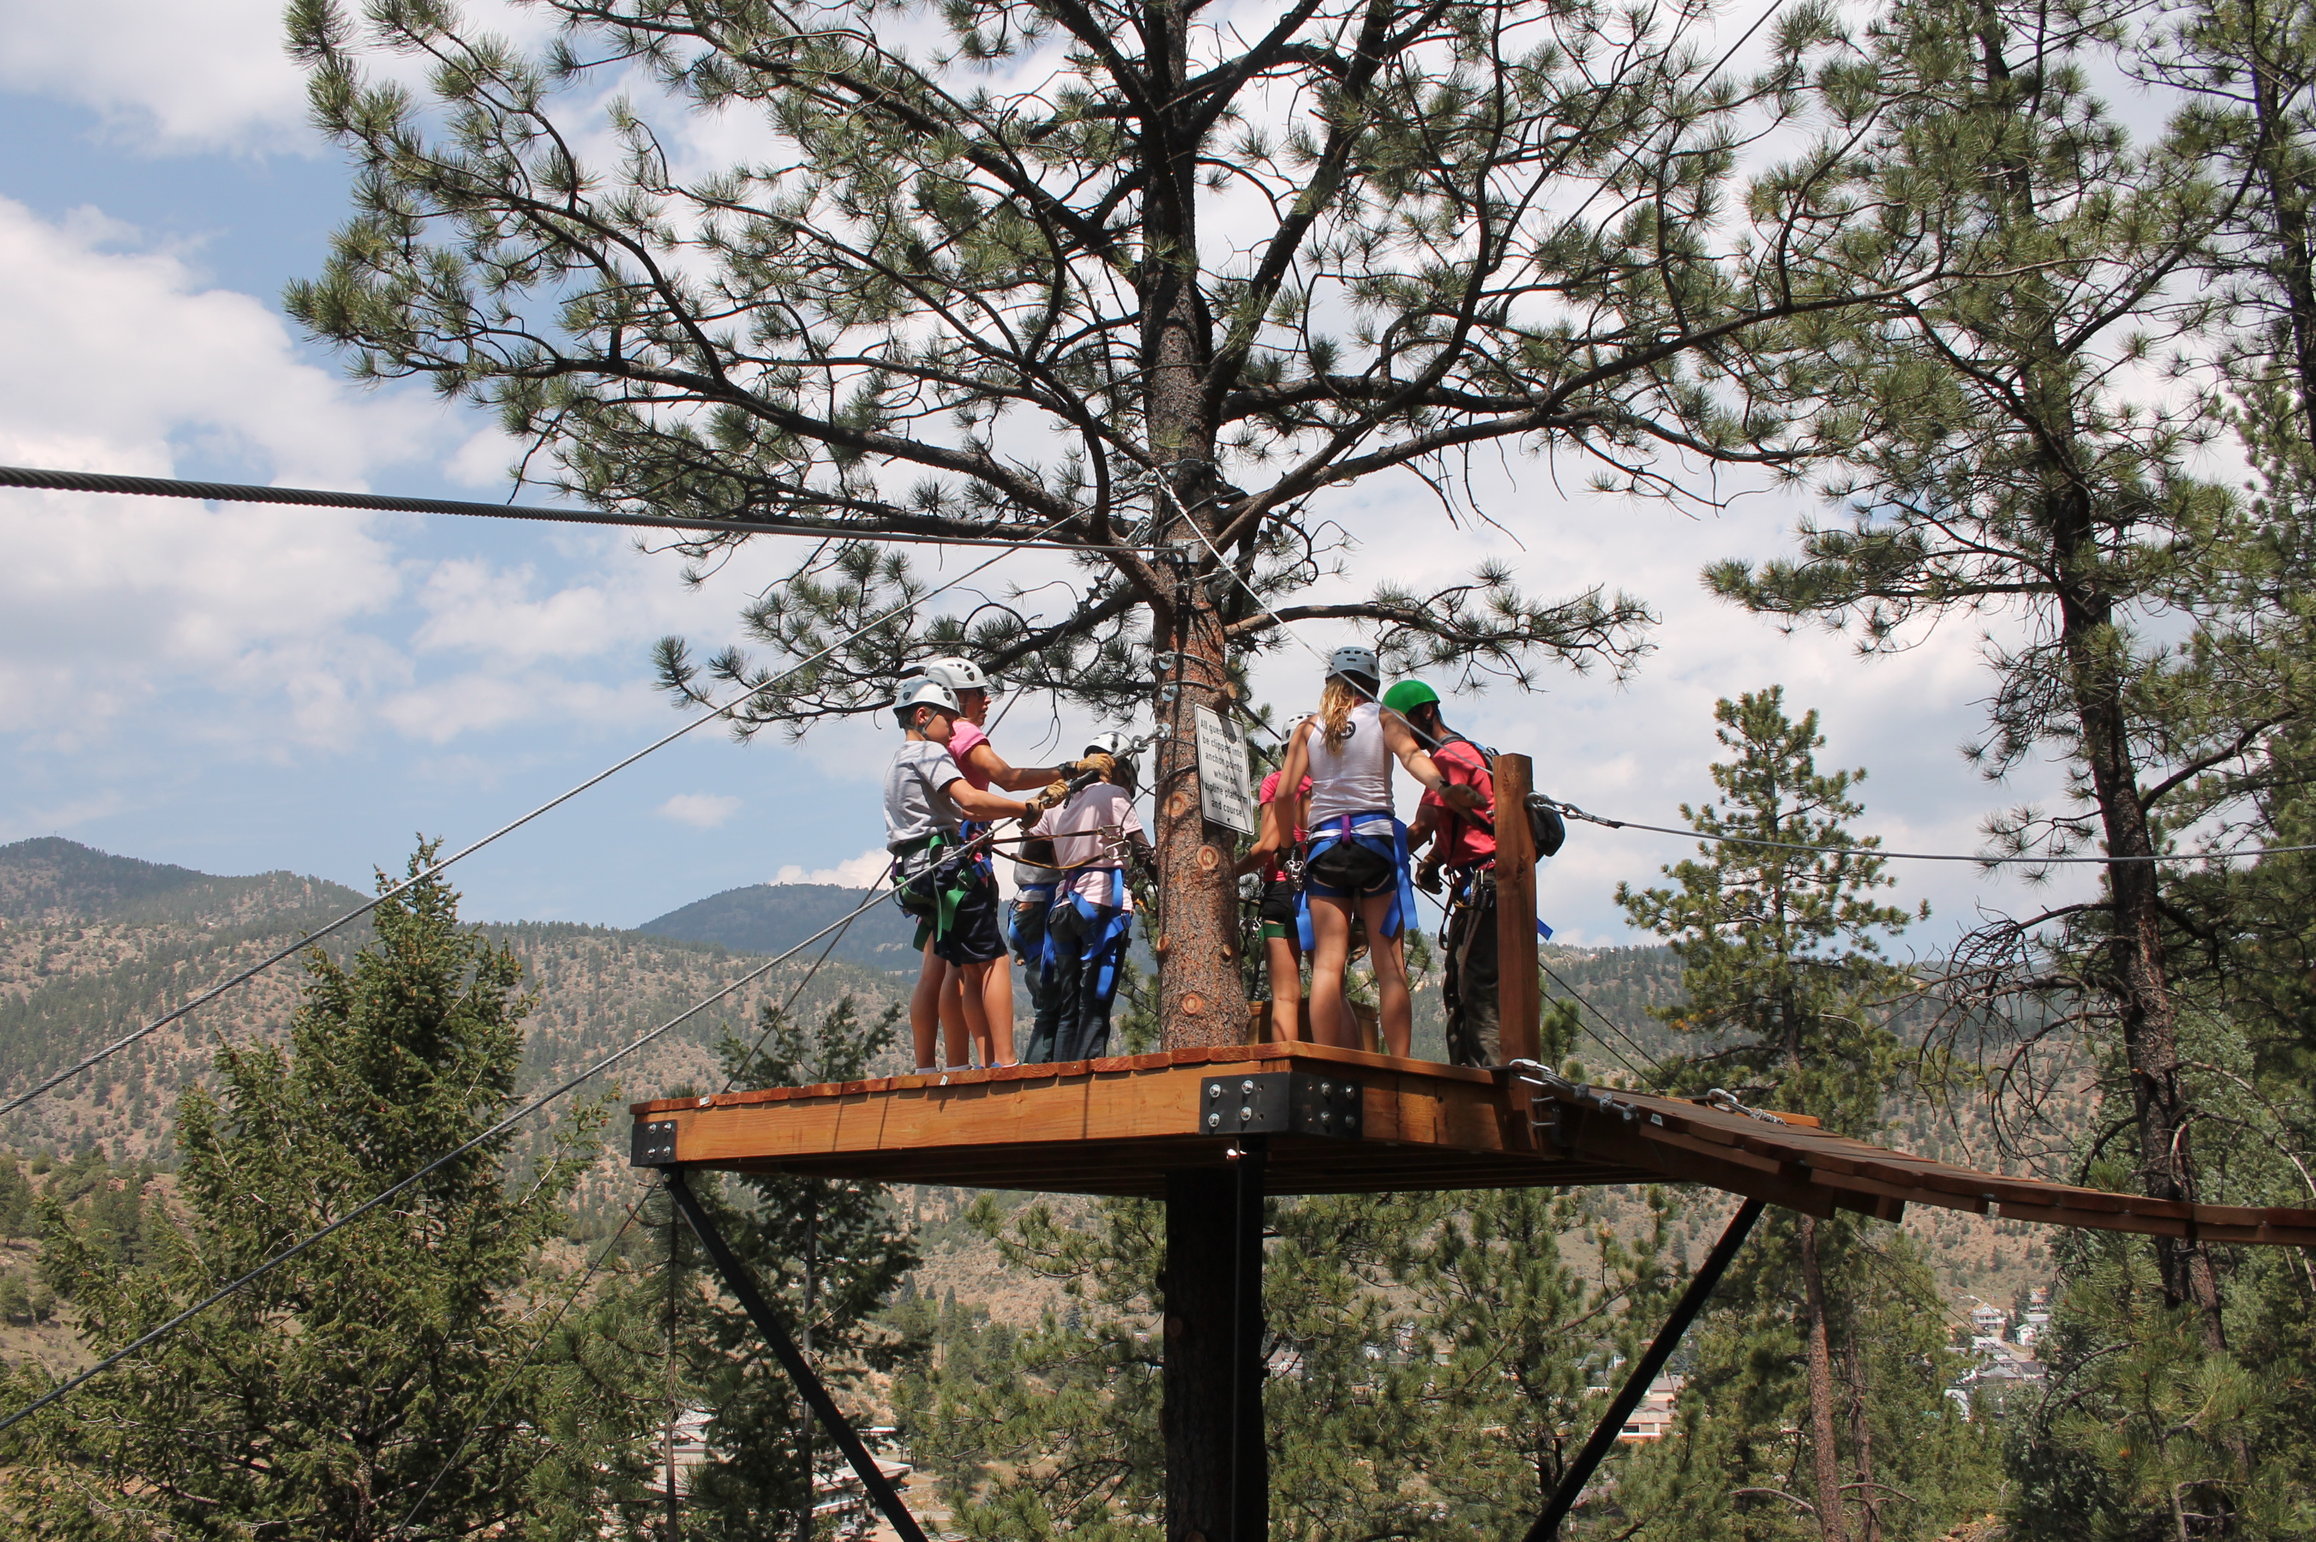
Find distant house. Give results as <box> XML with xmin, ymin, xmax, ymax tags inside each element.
<box><xmin>1615</xmin><ymin>1375</ymin><xmax>1685</xmax><ymax>1443</ymax></box>
<box><xmin>1968</xmin><ymin>1303</ymin><xmax>2009</xmax><ymax>1339</ymax></box>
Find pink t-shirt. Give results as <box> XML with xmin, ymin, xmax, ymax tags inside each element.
<box><xmin>1257</xmin><ymin>770</ymin><xmax>1313</xmax><ymax>882</ymax></box>
<box><xmin>947</xmin><ymin>719</ymin><xmax>991</xmax><ymax>789</ymax></box>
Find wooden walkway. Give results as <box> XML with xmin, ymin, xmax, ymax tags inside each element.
<box><xmin>629</xmin><ymin>1041</ymin><xmax>2316</xmax><ymax>1244</ymax></box>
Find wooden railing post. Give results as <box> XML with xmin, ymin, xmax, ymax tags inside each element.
<box><xmin>1493</xmin><ymin>753</ymin><xmax>1541</xmax><ymax>1066</ymax></box>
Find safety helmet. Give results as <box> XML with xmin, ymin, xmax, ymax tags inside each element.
<box><xmin>1085</xmin><ymin>730</ymin><xmax>1139</xmax><ymax>788</ymax></box>
<box><xmin>1326</xmin><ymin>645</ymin><xmax>1380</xmax><ymax>688</ymax></box>
<box><xmin>893</xmin><ymin>678</ymin><xmax>961</xmax><ymax>722</ymax></box>
<box><xmin>1382</xmin><ymin>679</ymin><xmax>1440</xmax><ymax>717</ymax></box>
<box><xmin>912</xmin><ymin>655</ymin><xmax>993</xmax><ymax>695</ymax></box>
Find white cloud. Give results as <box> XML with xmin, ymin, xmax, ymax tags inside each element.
<box><xmin>659</xmin><ymin>792</ymin><xmax>743</xmax><ymax>829</ymax></box>
<box><xmin>771</xmin><ymin>848</ymin><xmax>893</xmax><ymax>887</ymax></box>
<box><xmin>0</xmin><ymin>196</ymin><xmax>441</xmax><ymax>749</ymax></box>
<box><xmin>0</xmin><ymin>0</ymin><xmax>311</xmax><ymax>151</ymax></box>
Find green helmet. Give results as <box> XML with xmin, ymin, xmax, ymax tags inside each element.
<box><xmin>1382</xmin><ymin>679</ymin><xmax>1440</xmax><ymax>716</ymax></box>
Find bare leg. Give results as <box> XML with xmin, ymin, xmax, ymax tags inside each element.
<box><xmin>1305</xmin><ymin>897</ymin><xmax>1360</xmax><ymax>1050</ymax></box>
<box><xmin>1362</xmin><ymin>889</ymin><xmax>1411</xmax><ymax>1058</ymax></box>
<box><xmin>910</xmin><ymin>942</ymin><xmax>945</xmax><ymax>1068</ymax></box>
<box><xmin>957</xmin><ymin>958</ymin><xmax>997</xmax><ymax>1062</ymax></box>
<box><xmin>979</xmin><ymin>956</ymin><xmax>1018</xmax><ymax>1064</ymax></box>
<box><xmin>1265</xmin><ymin>935</ymin><xmax>1304</xmax><ymax>1042</ymax></box>
<box><xmin>939</xmin><ymin>969</ymin><xmax>971</xmax><ymax>1067</ymax></box>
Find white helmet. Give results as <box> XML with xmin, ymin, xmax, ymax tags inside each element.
<box><xmin>912</xmin><ymin>655</ymin><xmax>992</xmax><ymax>695</ymax></box>
<box><xmin>893</xmin><ymin>678</ymin><xmax>960</xmax><ymax>721</ymax></box>
<box><xmin>1085</xmin><ymin>730</ymin><xmax>1138</xmax><ymax>788</ymax></box>
<box><xmin>1327</xmin><ymin>645</ymin><xmax>1380</xmax><ymax>688</ymax></box>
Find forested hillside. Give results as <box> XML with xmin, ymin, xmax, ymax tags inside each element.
<box><xmin>0</xmin><ymin>840</ymin><xmax>909</xmax><ymax>1161</ymax></box>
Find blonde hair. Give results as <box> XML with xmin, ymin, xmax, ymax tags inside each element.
<box><xmin>1318</xmin><ymin>676</ymin><xmax>1371</xmax><ymax>746</ymax></box>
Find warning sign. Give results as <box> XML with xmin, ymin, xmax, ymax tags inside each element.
<box><xmin>1192</xmin><ymin>706</ymin><xmax>1258</xmax><ymax>836</ymax></box>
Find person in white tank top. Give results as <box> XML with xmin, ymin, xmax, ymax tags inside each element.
<box><xmin>1271</xmin><ymin>647</ymin><xmax>1481</xmax><ymax>1057</ymax></box>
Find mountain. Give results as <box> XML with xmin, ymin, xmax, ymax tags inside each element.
<box><xmin>0</xmin><ymin>837</ymin><xmax>365</xmax><ymax>929</ymax></box>
<box><xmin>637</xmin><ymin>882</ymin><xmax>923</xmax><ymax>968</ymax></box>
<box><xmin>0</xmin><ymin>841</ymin><xmax>908</xmax><ymax>1162</ymax></box>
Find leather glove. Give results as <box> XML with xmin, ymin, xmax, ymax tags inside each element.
<box><xmin>1073</xmin><ymin>751</ymin><xmax>1117</xmax><ymax>779</ymax></box>
<box><xmin>1028</xmin><ymin>779</ymin><xmax>1070</xmax><ymax>814</ymax></box>
<box><xmin>1442</xmin><ymin>783</ymin><xmax>1486</xmax><ymax>814</ymax></box>
<box><xmin>1415</xmin><ymin>858</ymin><xmax>1443</xmax><ymax>895</ymax></box>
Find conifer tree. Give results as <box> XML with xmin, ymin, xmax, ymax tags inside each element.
<box><xmin>0</xmin><ymin>848</ymin><xmax>658</xmax><ymax>1540</ymax></box>
<box><xmin>1616</xmin><ymin>690</ymin><xmax>1967</xmax><ymax>1542</ymax></box>
<box><xmin>284</xmin><ymin>0</ymin><xmax>1886</xmax><ymax>1040</ymax></box>
<box><xmin>662</xmin><ymin>997</ymin><xmax>921</xmax><ymax>1540</ymax></box>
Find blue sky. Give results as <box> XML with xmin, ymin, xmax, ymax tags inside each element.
<box><xmin>0</xmin><ymin>0</ymin><xmax>2085</xmax><ymax>947</ymax></box>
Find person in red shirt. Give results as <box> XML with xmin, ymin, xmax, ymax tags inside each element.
<box><xmin>1386</xmin><ymin>679</ymin><xmax>1502</xmax><ymax>1066</ymax></box>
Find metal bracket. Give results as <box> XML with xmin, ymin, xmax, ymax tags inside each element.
<box><xmin>630</xmin><ymin>1118</ymin><xmax>679</xmax><ymax>1167</ymax></box>
<box><xmin>1197</xmin><ymin>1072</ymin><xmax>1364</xmax><ymax>1138</ymax></box>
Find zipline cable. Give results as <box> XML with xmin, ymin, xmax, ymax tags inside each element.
<box><xmin>1546</xmin><ymin>799</ymin><xmax>2316</xmax><ymax>866</ymax></box>
<box><xmin>0</xmin><ymin>882</ymin><xmax>901</xmax><ymax>1439</ymax></box>
<box><xmin>0</xmin><ymin>518</ymin><xmax>1069</xmax><ymax>1122</ymax></box>
<box><xmin>0</xmin><ymin>464</ymin><xmax>1138</xmax><ymax>552</ymax></box>
<box><xmin>399</xmin><ymin>862</ymin><xmax>891</xmax><ymax>1537</ymax></box>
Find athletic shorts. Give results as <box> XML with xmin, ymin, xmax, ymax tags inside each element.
<box><xmin>912</xmin><ymin>862</ymin><xmax>1007</xmax><ymax>966</ymax></box>
<box><xmin>1259</xmin><ymin>878</ymin><xmax>1300</xmax><ymax>940</ymax></box>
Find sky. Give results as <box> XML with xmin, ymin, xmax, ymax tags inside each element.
<box><xmin>0</xmin><ymin>0</ymin><xmax>2089</xmax><ymax>952</ymax></box>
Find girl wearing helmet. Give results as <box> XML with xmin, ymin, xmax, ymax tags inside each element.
<box><xmin>884</xmin><ymin>681</ymin><xmax>1039</xmax><ymax>1072</ymax></box>
<box><xmin>1272</xmin><ymin>646</ymin><xmax>1481</xmax><ymax>1057</ymax></box>
<box><xmin>906</xmin><ymin>657</ymin><xmax>1077</xmax><ymax>1068</ymax></box>
<box><xmin>1022</xmin><ymin>732</ymin><xmax>1151</xmax><ymax>1063</ymax></box>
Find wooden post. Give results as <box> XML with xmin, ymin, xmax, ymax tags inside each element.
<box><xmin>1163</xmin><ymin>1145</ymin><xmax>1268</xmax><ymax>1542</ymax></box>
<box><xmin>1493</xmin><ymin>752</ymin><xmax>1542</xmax><ymax>1066</ymax></box>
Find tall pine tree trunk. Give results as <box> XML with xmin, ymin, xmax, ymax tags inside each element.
<box><xmin>2048</xmin><ymin>478</ymin><xmax>2228</xmax><ymax>1347</ymax></box>
<box><xmin>1800</xmin><ymin>1217</ymin><xmax>1850</xmax><ymax>1542</ymax></box>
<box><xmin>1139</xmin><ymin>0</ymin><xmax>1246</xmax><ymax>1047</ymax></box>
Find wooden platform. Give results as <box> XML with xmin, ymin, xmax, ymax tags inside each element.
<box><xmin>629</xmin><ymin>1043</ymin><xmax>2316</xmax><ymax>1243</ymax></box>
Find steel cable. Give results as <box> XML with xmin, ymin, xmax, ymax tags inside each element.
<box><xmin>0</xmin><ymin>518</ymin><xmax>1069</xmax><ymax>1121</ymax></box>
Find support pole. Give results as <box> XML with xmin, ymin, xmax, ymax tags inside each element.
<box><xmin>1523</xmin><ymin>1198</ymin><xmax>1765</xmax><ymax>1542</ymax></box>
<box><xmin>1493</xmin><ymin>752</ymin><xmax>1541</xmax><ymax>1066</ymax></box>
<box><xmin>662</xmin><ymin>1171</ymin><xmax>928</xmax><ymax>1542</ymax></box>
<box><xmin>1163</xmin><ymin>1141</ymin><xmax>1269</xmax><ymax>1542</ymax></box>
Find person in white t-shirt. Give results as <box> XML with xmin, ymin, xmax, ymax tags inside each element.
<box><xmin>1022</xmin><ymin>733</ymin><xmax>1152</xmax><ymax>1063</ymax></box>
<box><xmin>1271</xmin><ymin>647</ymin><xmax>1478</xmax><ymax>1057</ymax></box>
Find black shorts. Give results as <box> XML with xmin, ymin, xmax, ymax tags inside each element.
<box><xmin>912</xmin><ymin>861</ymin><xmax>1006</xmax><ymax>966</ymax></box>
<box><xmin>1258</xmin><ymin>878</ymin><xmax>1299</xmax><ymax>939</ymax></box>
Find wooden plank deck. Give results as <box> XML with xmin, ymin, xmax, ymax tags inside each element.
<box><xmin>627</xmin><ymin>1043</ymin><xmax>2316</xmax><ymax>1243</ymax></box>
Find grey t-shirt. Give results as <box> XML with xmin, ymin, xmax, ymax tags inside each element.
<box><xmin>885</xmin><ymin>738</ymin><xmax>965</xmax><ymax>845</ymax></box>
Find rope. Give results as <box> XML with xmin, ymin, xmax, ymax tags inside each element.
<box><xmin>0</xmin><ymin>518</ymin><xmax>1071</xmax><ymax>1122</ymax></box>
<box><xmin>0</xmin><ymin>884</ymin><xmax>900</xmax><ymax>1438</ymax></box>
<box><xmin>1547</xmin><ymin>799</ymin><xmax>2316</xmax><ymax>867</ymax></box>
<box><xmin>0</xmin><ymin>463</ymin><xmax>1139</xmax><ymax>552</ymax></box>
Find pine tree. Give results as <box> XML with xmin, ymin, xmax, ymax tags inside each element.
<box><xmin>1614</xmin><ymin>690</ymin><xmax>1987</xmax><ymax>1542</ymax></box>
<box><xmin>285</xmin><ymin>0</ymin><xmax>1883</xmax><ymax>1039</ymax></box>
<box><xmin>662</xmin><ymin>997</ymin><xmax>922</xmax><ymax>1541</ymax></box>
<box><xmin>0</xmin><ymin>848</ymin><xmax>658</xmax><ymax>1540</ymax></box>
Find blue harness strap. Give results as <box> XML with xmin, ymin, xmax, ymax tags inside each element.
<box><xmin>1296</xmin><ymin>812</ymin><xmax>1415</xmax><ymax>951</ymax></box>
<box><xmin>1041</xmin><ymin>868</ymin><xmax>1132</xmax><ymax>1000</ymax></box>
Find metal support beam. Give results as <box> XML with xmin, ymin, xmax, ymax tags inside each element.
<box><xmin>1163</xmin><ymin>1138</ymin><xmax>1269</xmax><ymax>1542</ymax></box>
<box><xmin>662</xmin><ymin>1171</ymin><xmax>929</xmax><ymax>1542</ymax></box>
<box><xmin>1523</xmin><ymin>1198</ymin><xmax>1765</xmax><ymax>1542</ymax></box>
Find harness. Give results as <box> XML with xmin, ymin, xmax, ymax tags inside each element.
<box><xmin>1296</xmin><ymin>810</ymin><xmax>1416</xmax><ymax>951</ymax></box>
<box><xmin>889</xmin><ymin>828</ymin><xmax>990</xmax><ymax>940</ymax></box>
<box><xmin>1041</xmin><ymin>866</ymin><xmax>1132</xmax><ymax>1003</ymax></box>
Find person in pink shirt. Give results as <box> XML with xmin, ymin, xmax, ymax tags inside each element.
<box><xmin>905</xmin><ymin>657</ymin><xmax>1075</xmax><ymax>1067</ymax></box>
<box><xmin>1237</xmin><ymin>765</ymin><xmax>1315</xmax><ymax>1041</ymax></box>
